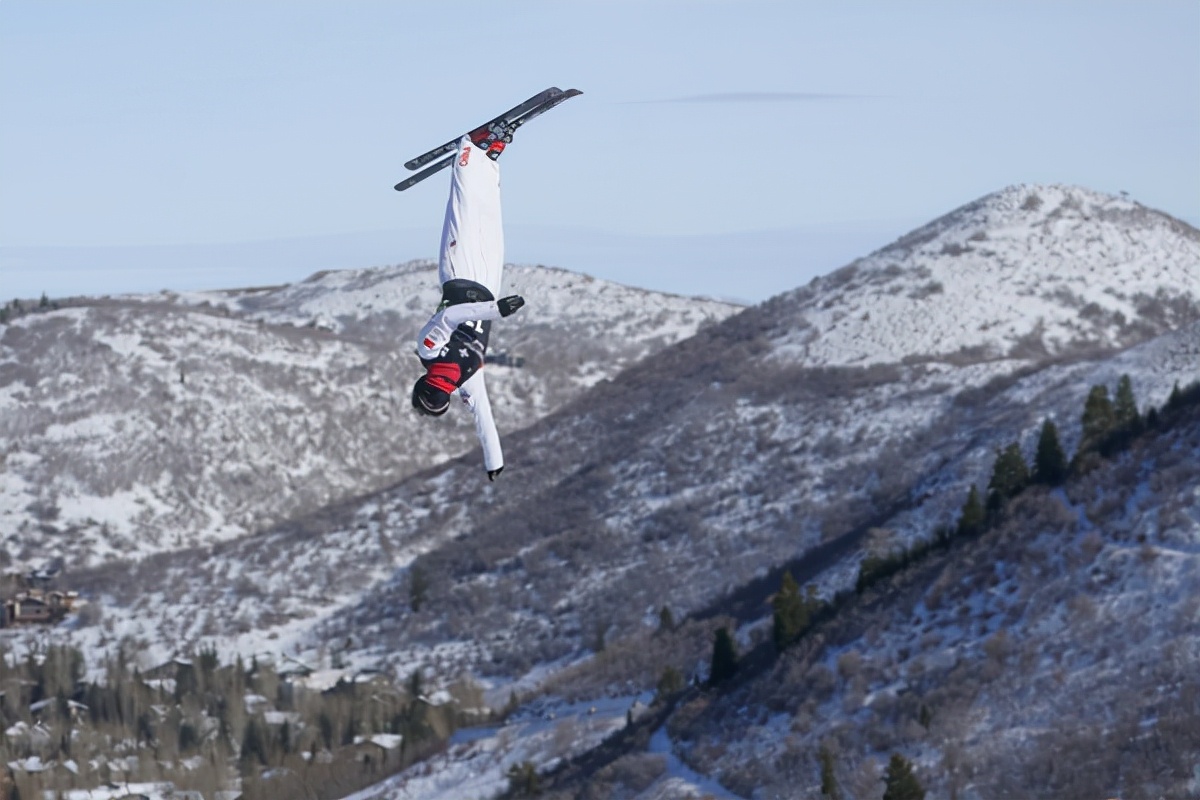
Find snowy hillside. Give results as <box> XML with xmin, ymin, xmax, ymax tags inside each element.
<box><xmin>3</xmin><ymin>184</ymin><xmax>1198</xmax><ymax>799</ymax></box>
<box><xmin>769</xmin><ymin>184</ymin><xmax>1199</xmax><ymax>366</ymax></box>
<box><xmin>0</xmin><ymin>262</ymin><xmax>740</xmax><ymax>568</ymax></box>
<box><xmin>12</xmin><ymin>186</ymin><xmax>1189</xmax><ymax>666</ymax></box>
<box><xmin>661</xmin><ymin>399</ymin><xmax>1200</xmax><ymax>800</ymax></box>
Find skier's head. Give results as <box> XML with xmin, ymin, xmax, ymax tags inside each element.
<box><xmin>411</xmin><ymin>375</ymin><xmax>451</xmax><ymax>417</ymax></box>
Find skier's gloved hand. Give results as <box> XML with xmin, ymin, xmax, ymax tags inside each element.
<box><xmin>487</xmin><ymin>467</ymin><xmax>504</xmax><ymax>482</ymax></box>
<box><xmin>497</xmin><ymin>295</ymin><xmax>525</xmax><ymax>317</ymax></box>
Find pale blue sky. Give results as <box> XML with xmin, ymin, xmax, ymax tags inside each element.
<box><xmin>2</xmin><ymin>1</ymin><xmax>1197</xmax><ymax>302</ymax></box>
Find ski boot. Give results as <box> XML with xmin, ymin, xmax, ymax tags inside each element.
<box><xmin>469</xmin><ymin>121</ymin><xmax>515</xmax><ymax>161</ymax></box>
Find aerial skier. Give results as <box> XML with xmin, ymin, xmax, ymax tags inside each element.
<box><xmin>400</xmin><ymin>88</ymin><xmax>580</xmax><ymax>481</ymax></box>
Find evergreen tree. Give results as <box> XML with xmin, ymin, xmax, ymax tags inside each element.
<box><xmin>772</xmin><ymin>571</ymin><xmax>805</xmax><ymax>652</ymax></box>
<box><xmin>986</xmin><ymin>442</ymin><xmax>1029</xmax><ymax>513</ymax></box>
<box><xmin>658</xmin><ymin>605</ymin><xmax>675</xmax><ymax>633</ymax></box>
<box><xmin>409</xmin><ymin>565</ymin><xmax>429</xmax><ymax>613</ymax></box>
<box><xmin>317</xmin><ymin>710</ymin><xmax>334</xmax><ymax>750</ymax></box>
<box><xmin>506</xmin><ymin>761</ymin><xmax>540</xmax><ymax>797</ymax></box>
<box><xmin>956</xmin><ymin>485</ymin><xmax>985</xmax><ymax>537</ymax></box>
<box><xmin>819</xmin><ymin>745</ymin><xmax>842</xmax><ymax>800</ymax></box>
<box><xmin>1114</xmin><ymin>374</ymin><xmax>1141</xmax><ymax>432</ymax></box>
<box><xmin>1080</xmin><ymin>384</ymin><xmax>1116</xmax><ymax>450</ymax></box>
<box><xmin>776</xmin><ymin>574</ymin><xmax>824</xmax><ymax>646</ymax></box>
<box><xmin>240</xmin><ymin>717</ymin><xmax>269</xmax><ymax>767</ymax></box>
<box><xmin>1032</xmin><ymin>419</ymin><xmax>1068</xmax><ymax>487</ymax></box>
<box><xmin>1166</xmin><ymin>381</ymin><xmax>1183</xmax><ymax>411</ymax></box>
<box><xmin>709</xmin><ymin>627</ymin><xmax>738</xmax><ymax>685</ymax></box>
<box><xmin>882</xmin><ymin>753</ymin><xmax>925</xmax><ymax>800</ymax></box>
<box><xmin>655</xmin><ymin>666</ymin><xmax>685</xmax><ymax>700</ymax></box>
<box><xmin>179</xmin><ymin>721</ymin><xmax>199</xmax><ymax>753</ymax></box>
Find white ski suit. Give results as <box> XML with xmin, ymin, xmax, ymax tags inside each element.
<box><xmin>415</xmin><ymin>136</ymin><xmax>510</xmax><ymax>475</ymax></box>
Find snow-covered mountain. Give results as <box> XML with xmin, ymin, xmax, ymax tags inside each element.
<box><xmin>0</xmin><ymin>262</ymin><xmax>740</xmax><ymax>567</ymax></box>
<box><xmin>9</xmin><ymin>183</ymin><xmax>1187</xmax><ymax>658</ymax></box>
<box><xmin>2</xmin><ymin>184</ymin><xmax>1198</xmax><ymax>798</ymax></box>
<box><xmin>769</xmin><ymin>183</ymin><xmax>1199</xmax><ymax>366</ymax></box>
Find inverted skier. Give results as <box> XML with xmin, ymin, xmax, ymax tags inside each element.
<box><xmin>409</xmin><ymin>124</ymin><xmax>526</xmax><ymax>481</ymax></box>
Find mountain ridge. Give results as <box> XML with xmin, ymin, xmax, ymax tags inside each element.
<box><xmin>0</xmin><ymin>262</ymin><xmax>741</xmax><ymax>568</ymax></box>
<box><xmin>2</xmin><ymin>183</ymin><xmax>1198</xmax><ymax>799</ymax></box>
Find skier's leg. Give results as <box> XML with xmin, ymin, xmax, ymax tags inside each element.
<box><xmin>437</xmin><ymin>136</ymin><xmax>504</xmax><ymax>297</ymax></box>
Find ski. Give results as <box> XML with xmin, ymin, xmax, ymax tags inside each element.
<box><xmin>395</xmin><ymin>88</ymin><xmax>583</xmax><ymax>191</ymax></box>
<box><xmin>505</xmin><ymin>87</ymin><xmax>582</xmax><ymax>135</ymax></box>
<box><xmin>404</xmin><ymin>87</ymin><xmax>564</xmax><ymax>172</ymax></box>
<box><xmin>393</xmin><ymin>153</ymin><xmax>455</xmax><ymax>192</ymax></box>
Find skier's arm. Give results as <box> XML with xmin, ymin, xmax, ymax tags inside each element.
<box><xmin>441</xmin><ymin>295</ymin><xmax>525</xmax><ymax>327</ymax></box>
<box><xmin>457</xmin><ymin>371</ymin><xmax>504</xmax><ymax>477</ymax></box>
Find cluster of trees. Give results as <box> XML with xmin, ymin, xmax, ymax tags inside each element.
<box><xmin>0</xmin><ymin>295</ymin><xmax>58</xmax><ymax>325</ymax></box>
<box><xmin>695</xmin><ymin>574</ymin><xmax>830</xmax><ymax>694</ymax></box>
<box><xmin>772</xmin><ymin>572</ymin><xmax>826</xmax><ymax>653</ymax></box>
<box><xmin>967</xmin><ymin>374</ymin><xmax>1197</xmax><ymax>529</ymax></box>
<box><xmin>0</xmin><ymin>642</ymin><xmax>457</xmax><ymax>800</ymax></box>
<box><xmin>856</xmin><ymin>374</ymin><xmax>1200</xmax><ymax>598</ymax></box>
<box><xmin>685</xmin><ymin>373</ymin><xmax>1198</xmax><ymax>799</ymax></box>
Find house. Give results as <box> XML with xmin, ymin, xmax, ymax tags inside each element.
<box><xmin>353</xmin><ymin>733</ymin><xmax>403</xmax><ymax>771</ymax></box>
<box><xmin>0</xmin><ymin>589</ymin><xmax>77</xmax><ymax>627</ymax></box>
<box><xmin>277</xmin><ymin>655</ymin><xmax>315</xmax><ymax>680</ymax></box>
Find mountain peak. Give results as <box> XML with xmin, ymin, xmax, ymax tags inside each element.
<box><xmin>769</xmin><ymin>185</ymin><xmax>1200</xmax><ymax>367</ymax></box>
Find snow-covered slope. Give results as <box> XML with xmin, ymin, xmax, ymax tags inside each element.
<box><xmin>769</xmin><ymin>184</ymin><xmax>1199</xmax><ymax>366</ymax></box>
<box><xmin>18</xmin><ymin>185</ymin><xmax>1192</xmax><ymax>668</ymax></box>
<box><xmin>3</xmin><ymin>185</ymin><xmax>1197</xmax><ymax>799</ymax></box>
<box><xmin>0</xmin><ymin>262</ymin><xmax>740</xmax><ymax>567</ymax></box>
<box><xmin>665</xmin><ymin>401</ymin><xmax>1200</xmax><ymax>800</ymax></box>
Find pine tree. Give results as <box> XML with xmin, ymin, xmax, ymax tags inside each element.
<box><xmin>1166</xmin><ymin>381</ymin><xmax>1183</xmax><ymax>411</ymax></box>
<box><xmin>1080</xmin><ymin>384</ymin><xmax>1116</xmax><ymax>450</ymax></box>
<box><xmin>409</xmin><ymin>565</ymin><xmax>429</xmax><ymax>613</ymax></box>
<box><xmin>240</xmin><ymin>717</ymin><xmax>268</xmax><ymax>766</ymax></box>
<box><xmin>986</xmin><ymin>442</ymin><xmax>1029</xmax><ymax>513</ymax></box>
<box><xmin>656</xmin><ymin>666</ymin><xmax>685</xmax><ymax>699</ymax></box>
<box><xmin>772</xmin><ymin>571</ymin><xmax>805</xmax><ymax>651</ymax></box>
<box><xmin>318</xmin><ymin>710</ymin><xmax>334</xmax><ymax>750</ymax></box>
<box><xmin>956</xmin><ymin>485</ymin><xmax>985</xmax><ymax>537</ymax></box>
<box><xmin>709</xmin><ymin>627</ymin><xmax>738</xmax><ymax>685</ymax></box>
<box><xmin>1114</xmin><ymin>374</ymin><xmax>1141</xmax><ymax>432</ymax></box>
<box><xmin>819</xmin><ymin>745</ymin><xmax>842</xmax><ymax>800</ymax></box>
<box><xmin>1032</xmin><ymin>419</ymin><xmax>1068</xmax><ymax>487</ymax></box>
<box><xmin>882</xmin><ymin>753</ymin><xmax>925</xmax><ymax>800</ymax></box>
<box><xmin>507</xmin><ymin>761</ymin><xmax>540</xmax><ymax>797</ymax></box>
<box><xmin>658</xmin><ymin>605</ymin><xmax>675</xmax><ymax>633</ymax></box>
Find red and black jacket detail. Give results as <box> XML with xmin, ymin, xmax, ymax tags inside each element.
<box><xmin>419</xmin><ymin>279</ymin><xmax>493</xmax><ymax>392</ymax></box>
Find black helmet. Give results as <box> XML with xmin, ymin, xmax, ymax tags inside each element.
<box><xmin>411</xmin><ymin>376</ymin><xmax>451</xmax><ymax>417</ymax></box>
